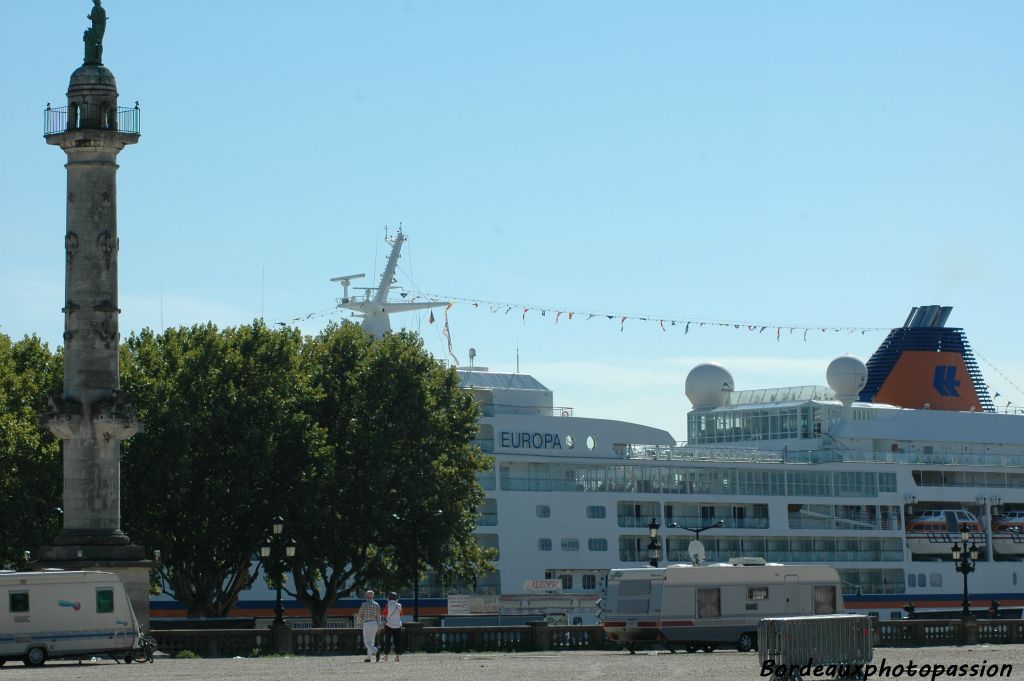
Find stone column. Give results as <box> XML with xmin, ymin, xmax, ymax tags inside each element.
<box><xmin>37</xmin><ymin>35</ymin><xmax>151</xmax><ymax>629</ymax></box>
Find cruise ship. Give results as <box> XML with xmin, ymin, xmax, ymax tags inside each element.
<box><xmin>152</xmin><ymin>234</ymin><xmax>1024</xmax><ymax>623</ymax></box>
<box><xmin>467</xmin><ymin>303</ymin><xmax>1024</xmax><ymax>621</ymax></box>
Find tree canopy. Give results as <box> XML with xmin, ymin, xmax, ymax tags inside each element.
<box><xmin>290</xmin><ymin>323</ymin><xmax>492</xmax><ymax>625</ymax></box>
<box><xmin>1</xmin><ymin>321</ymin><xmax>492</xmax><ymax>619</ymax></box>
<box><xmin>117</xmin><ymin>321</ymin><xmax>492</xmax><ymax>621</ymax></box>
<box><xmin>0</xmin><ymin>332</ymin><xmax>62</xmax><ymax>567</ymax></box>
<box><xmin>119</xmin><ymin>322</ymin><xmax>328</xmax><ymax>617</ymax></box>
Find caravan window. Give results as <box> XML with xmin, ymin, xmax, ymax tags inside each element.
<box><xmin>97</xmin><ymin>588</ymin><xmax>115</xmax><ymax>613</ymax></box>
<box><xmin>697</xmin><ymin>588</ymin><xmax>721</xmax><ymax>618</ymax></box>
<box><xmin>747</xmin><ymin>587</ymin><xmax>769</xmax><ymax>601</ymax></box>
<box><xmin>813</xmin><ymin>585</ymin><xmax>837</xmax><ymax>614</ymax></box>
<box><xmin>9</xmin><ymin>591</ymin><xmax>29</xmax><ymax>613</ymax></box>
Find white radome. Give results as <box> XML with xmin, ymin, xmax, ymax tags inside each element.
<box><xmin>826</xmin><ymin>355</ymin><xmax>868</xmax><ymax>397</ymax></box>
<box><xmin>685</xmin><ymin>363</ymin><xmax>734</xmax><ymax>409</ymax></box>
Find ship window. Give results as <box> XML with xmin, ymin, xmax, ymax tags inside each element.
<box><xmin>96</xmin><ymin>588</ymin><xmax>114</xmax><ymax>614</ymax></box>
<box><xmin>478</xmin><ymin>498</ymin><xmax>498</xmax><ymax>526</ymax></box>
<box><xmin>918</xmin><ymin>573</ymin><xmax>925</xmax><ymax>585</ymax></box>
<box><xmin>582</xmin><ymin>574</ymin><xmax>597</xmax><ymax>590</ymax></box>
<box><xmin>9</xmin><ymin>591</ymin><xmax>29</xmax><ymax>613</ymax></box>
<box><xmin>929</xmin><ymin>574</ymin><xmax>942</xmax><ymax>587</ymax></box>
<box><xmin>697</xmin><ymin>588</ymin><xmax>720</xmax><ymax>618</ymax></box>
<box><xmin>1014</xmin><ymin>573</ymin><xmax>1018</xmax><ymax>586</ymax></box>
<box><xmin>536</xmin><ymin>505</ymin><xmax>551</xmax><ymax>518</ymax></box>
<box><xmin>908</xmin><ymin>574</ymin><xmax>916</xmax><ymax>588</ymax></box>
<box><xmin>814</xmin><ymin>586</ymin><xmax>837</xmax><ymax>614</ymax></box>
<box><xmin>588</xmin><ymin>538</ymin><xmax>608</xmax><ymax>552</ymax></box>
<box><xmin>561</xmin><ymin>538</ymin><xmax>580</xmax><ymax>551</ymax></box>
<box><xmin>747</xmin><ymin>587</ymin><xmax>768</xmax><ymax>601</ymax></box>
<box><xmin>565</xmin><ymin>435</ymin><xmax>575</xmax><ymax>449</ymax></box>
<box><xmin>586</xmin><ymin>505</ymin><xmax>606</xmax><ymax>519</ymax></box>
<box><xmin>538</xmin><ymin>538</ymin><xmax>552</xmax><ymax>551</ymax></box>
<box><xmin>586</xmin><ymin>435</ymin><xmax>596</xmax><ymax>451</ymax></box>
<box><xmin>561</xmin><ymin>574</ymin><xmax>573</xmax><ymax>590</ymax></box>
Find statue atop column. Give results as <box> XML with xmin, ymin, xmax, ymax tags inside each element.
<box><xmin>83</xmin><ymin>0</ymin><xmax>107</xmax><ymax>65</ymax></box>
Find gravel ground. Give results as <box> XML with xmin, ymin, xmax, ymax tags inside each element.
<box><xmin>2</xmin><ymin>646</ymin><xmax>1023</xmax><ymax>681</ymax></box>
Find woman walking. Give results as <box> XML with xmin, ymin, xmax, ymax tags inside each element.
<box><xmin>381</xmin><ymin>592</ymin><xmax>403</xmax><ymax>661</ymax></box>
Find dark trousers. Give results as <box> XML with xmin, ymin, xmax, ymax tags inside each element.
<box><xmin>383</xmin><ymin>625</ymin><xmax>402</xmax><ymax>656</ymax></box>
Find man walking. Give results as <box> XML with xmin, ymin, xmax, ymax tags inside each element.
<box><xmin>355</xmin><ymin>589</ymin><xmax>382</xmax><ymax>662</ymax></box>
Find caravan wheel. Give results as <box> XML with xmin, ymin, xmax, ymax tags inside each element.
<box><xmin>685</xmin><ymin>644</ymin><xmax>698</xmax><ymax>654</ymax></box>
<box><xmin>736</xmin><ymin>632</ymin><xmax>756</xmax><ymax>653</ymax></box>
<box><xmin>24</xmin><ymin>647</ymin><xmax>47</xmax><ymax>667</ymax></box>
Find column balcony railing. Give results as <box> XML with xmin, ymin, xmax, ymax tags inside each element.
<box><xmin>44</xmin><ymin>102</ymin><xmax>141</xmax><ymax>136</ymax></box>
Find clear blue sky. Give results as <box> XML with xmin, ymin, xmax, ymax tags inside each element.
<box><xmin>2</xmin><ymin>1</ymin><xmax>1021</xmax><ymax>437</ymax></box>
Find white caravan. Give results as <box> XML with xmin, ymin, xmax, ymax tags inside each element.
<box><xmin>602</xmin><ymin>559</ymin><xmax>843</xmax><ymax>653</ymax></box>
<box><xmin>0</xmin><ymin>570</ymin><xmax>140</xmax><ymax>667</ymax></box>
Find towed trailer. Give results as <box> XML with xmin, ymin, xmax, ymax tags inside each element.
<box><xmin>1</xmin><ymin>570</ymin><xmax>147</xmax><ymax>667</ymax></box>
<box><xmin>603</xmin><ymin>558</ymin><xmax>844</xmax><ymax>653</ymax></box>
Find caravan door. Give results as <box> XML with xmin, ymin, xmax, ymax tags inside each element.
<box><xmin>784</xmin><ymin>575</ymin><xmax>799</xmax><ymax>613</ymax></box>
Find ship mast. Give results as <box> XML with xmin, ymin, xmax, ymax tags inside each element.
<box><xmin>332</xmin><ymin>228</ymin><xmax>447</xmax><ymax>338</ymax></box>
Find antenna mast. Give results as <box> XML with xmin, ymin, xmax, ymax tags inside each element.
<box><xmin>331</xmin><ymin>228</ymin><xmax>448</xmax><ymax>338</ymax></box>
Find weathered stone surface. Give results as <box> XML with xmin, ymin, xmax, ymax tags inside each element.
<box><xmin>35</xmin><ymin>3</ymin><xmax>152</xmax><ymax>631</ymax></box>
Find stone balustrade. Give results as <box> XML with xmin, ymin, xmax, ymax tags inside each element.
<box><xmin>150</xmin><ymin>619</ymin><xmax>1024</xmax><ymax>658</ymax></box>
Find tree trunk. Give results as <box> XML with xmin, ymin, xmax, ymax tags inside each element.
<box><xmin>310</xmin><ymin>601</ymin><xmax>330</xmax><ymax>628</ymax></box>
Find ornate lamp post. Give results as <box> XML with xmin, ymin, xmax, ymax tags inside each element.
<box><xmin>951</xmin><ymin>523</ymin><xmax>979</xmax><ymax>620</ymax></box>
<box><xmin>647</xmin><ymin>518</ymin><xmax>661</xmax><ymax>567</ymax></box>
<box><xmin>259</xmin><ymin>515</ymin><xmax>297</xmax><ymax>628</ymax></box>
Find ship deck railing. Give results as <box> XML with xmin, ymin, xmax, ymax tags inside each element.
<box><xmin>620</xmin><ymin>444</ymin><xmax>1024</xmax><ymax>468</ymax></box>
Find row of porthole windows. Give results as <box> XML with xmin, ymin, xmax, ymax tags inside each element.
<box><xmin>562</xmin><ymin>435</ymin><xmax>597</xmax><ymax>451</ymax></box>
<box><xmin>536</xmin><ymin>505</ymin><xmax>607</xmax><ymax>518</ymax></box>
<box><xmin>537</xmin><ymin>537</ymin><xmax>608</xmax><ymax>552</ymax></box>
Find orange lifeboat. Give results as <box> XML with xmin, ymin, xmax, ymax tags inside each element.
<box><xmin>992</xmin><ymin>511</ymin><xmax>1024</xmax><ymax>559</ymax></box>
<box><xmin>905</xmin><ymin>509</ymin><xmax>985</xmax><ymax>559</ymax></box>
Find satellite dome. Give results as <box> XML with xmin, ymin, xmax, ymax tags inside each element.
<box><xmin>685</xmin><ymin>363</ymin><xmax>734</xmax><ymax>409</ymax></box>
<box><xmin>826</xmin><ymin>355</ymin><xmax>868</xmax><ymax>398</ymax></box>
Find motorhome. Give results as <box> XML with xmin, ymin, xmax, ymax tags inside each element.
<box><xmin>602</xmin><ymin>559</ymin><xmax>843</xmax><ymax>653</ymax></box>
<box><xmin>0</xmin><ymin>570</ymin><xmax>140</xmax><ymax>667</ymax></box>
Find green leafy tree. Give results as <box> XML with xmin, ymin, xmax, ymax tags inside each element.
<box><xmin>119</xmin><ymin>322</ymin><xmax>327</xmax><ymax>617</ymax></box>
<box><xmin>0</xmin><ymin>332</ymin><xmax>62</xmax><ymax>567</ymax></box>
<box><xmin>289</xmin><ymin>323</ymin><xmax>493</xmax><ymax>627</ymax></box>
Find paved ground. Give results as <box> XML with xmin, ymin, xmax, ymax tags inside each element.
<box><xmin>2</xmin><ymin>645</ymin><xmax>1022</xmax><ymax>681</ymax></box>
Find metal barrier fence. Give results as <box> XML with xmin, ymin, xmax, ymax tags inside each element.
<box><xmin>759</xmin><ymin>615</ymin><xmax>873</xmax><ymax>672</ymax></box>
<box><xmin>150</xmin><ymin>619</ymin><xmax>1024</xmax><ymax>658</ymax></box>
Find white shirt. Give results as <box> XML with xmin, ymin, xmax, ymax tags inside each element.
<box><xmin>384</xmin><ymin>599</ymin><xmax>403</xmax><ymax>628</ymax></box>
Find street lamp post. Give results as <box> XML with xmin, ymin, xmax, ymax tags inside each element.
<box><xmin>647</xmin><ymin>518</ymin><xmax>661</xmax><ymax>568</ymax></box>
<box><xmin>259</xmin><ymin>515</ymin><xmax>297</xmax><ymax>628</ymax></box>
<box><xmin>951</xmin><ymin>523</ymin><xmax>980</xmax><ymax>621</ymax></box>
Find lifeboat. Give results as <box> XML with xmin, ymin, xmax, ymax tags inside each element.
<box><xmin>905</xmin><ymin>509</ymin><xmax>985</xmax><ymax>559</ymax></box>
<box><xmin>992</xmin><ymin>511</ymin><xmax>1024</xmax><ymax>559</ymax></box>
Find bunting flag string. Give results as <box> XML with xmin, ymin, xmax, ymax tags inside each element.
<box><xmin>402</xmin><ymin>290</ymin><xmax>889</xmax><ymax>340</ymax></box>
<box><xmin>973</xmin><ymin>349</ymin><xmax>1024</xmax><ymax>409</ymax></box>
<box><xmin>272</xmin><ymin>290</ymin><xmax>892</xmax><ymax>343</ymax></box>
